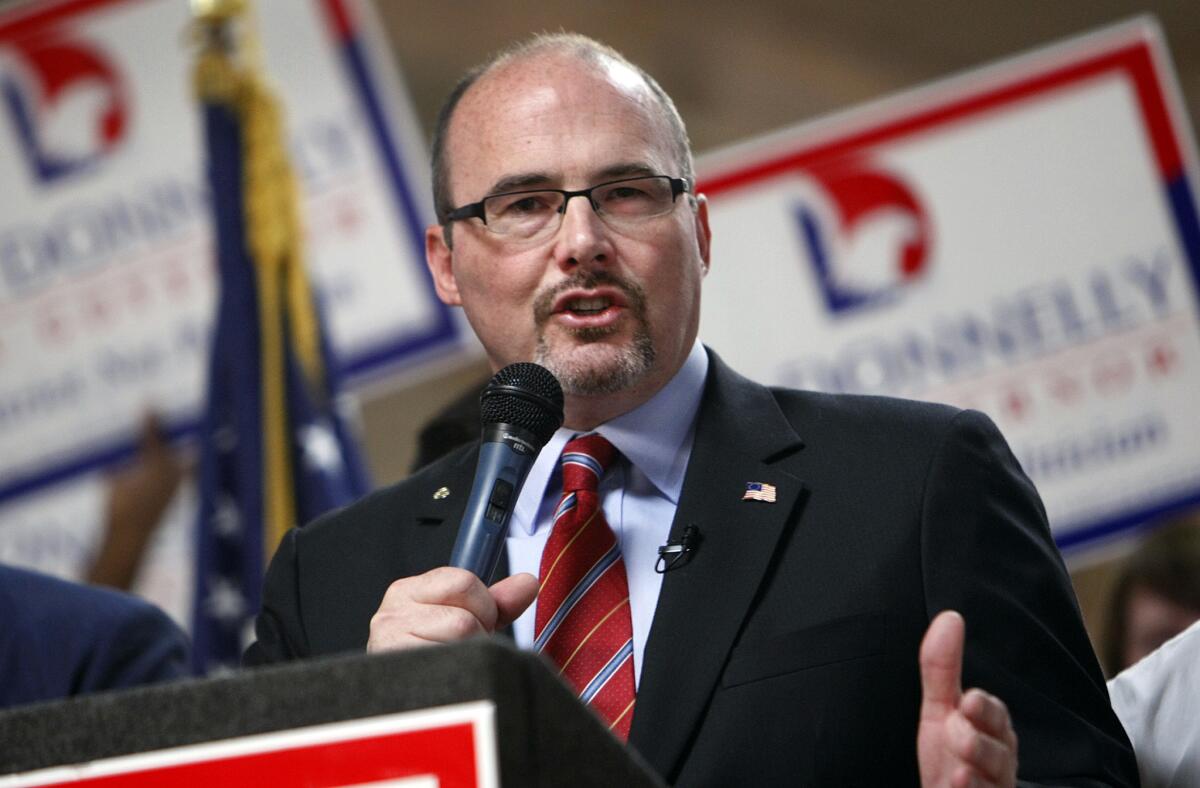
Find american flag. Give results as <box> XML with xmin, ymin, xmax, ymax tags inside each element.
<box><xmin>190</xmin><ymin>12</ymin><xmax>369</xmax><ymax>674</ymax></box>
<box><xmin>742</xmin><ymin>482</ymin><xmax>777</xmax><ymax>503</ymax></box>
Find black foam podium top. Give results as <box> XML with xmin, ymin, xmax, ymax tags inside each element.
<box><xmin>0</xmin><ymin>638</ymin><xmax>663</xmax><ymax>787</ymax></box>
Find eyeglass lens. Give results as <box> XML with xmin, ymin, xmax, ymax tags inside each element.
<box><xmin>484</xmin><ymin>176</ymin><xmax>677</xmax><ymax>238</ymax></box>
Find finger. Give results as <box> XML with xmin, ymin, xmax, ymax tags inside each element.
<box><xmin>368</xmin><ymin>605</ymin><xmax>475</xmax><ymax>653</ymax></box>
<box><xmin>368</xmin><ymin>569</ymin><xmax>499</xmax><ymax>653</ymax></box>
<box><xmin>491</xmin><ymin>573</ymin><xmax>538</xmax><ymax>629</ymax></box>
<box><xmin>949</xmin><ymin>711</ymin><xmax>1013</xmax><ymax>784</ymax></box>
<box><xmin>920</xmin><ymin>610</ymin><xmax>965</xmax><ymax>718</ymax></box>
<box><xmin>961</xmin><ymin>688</ymin><xmax>1015</xmax><ymax>747</ymax></box>
<box><xmin>406</xmin><ymin>567</ymin><xmax>500</xmax><ymax>631</ymax></box>
<box><xmin>407</xmin><ymin>604</ymin><xmax>490</xmax><ymax>643</ymax></box>
<box><xmin>949</xmin><ymin>764</ymin><xmax>986</xmax><ymax>788</ymax></box>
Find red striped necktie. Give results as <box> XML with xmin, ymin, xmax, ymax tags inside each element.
<box><xmin>534</xmin><ymin>433</ymin><xmax>636</xmax><ymax>740</ymax></box>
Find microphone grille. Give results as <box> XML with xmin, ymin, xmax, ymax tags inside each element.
<box><xmin>480</xmin><ymin>362</ymin><xmax>564</xmax><ymax>446</ymax></box>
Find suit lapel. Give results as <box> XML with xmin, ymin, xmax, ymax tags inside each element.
<box><xmin>404</xmin><ymin>446</ymin><xmax>509</xmax><ymax>580</ymax></box>
<box><xmin>629</xmin><ymin>354</ymin><xmax>806</xmax><ymax>779</ymax></box>
<box><xmin>406</xmin><ymin>444</ymin><xmax>511</xmax><ymax>582</ymax></box>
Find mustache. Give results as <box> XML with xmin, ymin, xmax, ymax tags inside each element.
<box><xmin>532</xmin><ymin>270</ymin><xmax>647</xmax><ymax>325</ymax></box>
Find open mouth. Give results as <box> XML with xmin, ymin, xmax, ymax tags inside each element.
<box><xmin>536</xmin><ymin>275</ymin><xmax>643</xmax><ymax>329</ymax></box>
<box><xmin>563</xmin><ymin>295</ymin><xmax>613</xmax><ymax>315</ymax></box>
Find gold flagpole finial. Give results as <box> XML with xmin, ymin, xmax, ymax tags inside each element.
<box><xmin>190</xmin><ymin>0</ymin><xmax>247</xmax><ymax>23</ymax></box>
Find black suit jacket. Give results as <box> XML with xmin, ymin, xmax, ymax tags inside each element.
<box><xmin>247</xmin><ymin>352</ymin><xmax>1137</xmax><ymax>787</ymax></box>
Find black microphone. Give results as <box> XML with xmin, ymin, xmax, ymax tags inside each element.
<box><xmin>656</xmin><ymin>524</ymin><xmax>701</xmax><ymax>573</ymax></box>
<box><xmin>449</xmin><ymin>362</ymin><xmax>564</xmax><ymax>582</ymax></box>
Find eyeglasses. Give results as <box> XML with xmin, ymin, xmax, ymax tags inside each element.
<box><xmin>444</xmin><ymin>175</ymin><xmax>690</xmax><ymax>241</ymax></box>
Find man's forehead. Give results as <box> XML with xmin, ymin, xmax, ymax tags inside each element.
<box><xmin>457</xmin><ymin>54</ymin><xmax>655</xmax><ymax>132</ymax></box>
<box><xmin>481</xmin><ymin>49</ymin><xmax>652</xmax><ymax>104</ymax></box>
<box><xmin>446</xmin><ymin>53</ymin><xmax>670</xmax><ymax>192</ymax></box>
<box><xmin>485</xmin><ymin>161</ymin><xmax>662</xmax><ymax>196</ymax></box>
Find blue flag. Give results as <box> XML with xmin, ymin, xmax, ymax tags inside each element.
<box><xmin>190</xmin><ymin>23</ymin><xmax>369</xmax><ymax>674</ymax></box>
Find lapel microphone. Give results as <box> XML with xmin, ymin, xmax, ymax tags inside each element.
<box><xmin>656</xmin><ymin>524</ymin><xmax>701</xmax><ymax>573</ymax></box>
<box><xmin>449</xmin><ymin>362</ymin><xmax>564</xmax><ymax>582</ymax></box>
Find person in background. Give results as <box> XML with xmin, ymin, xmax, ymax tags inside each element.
<box><xmin>0</xmin><ymin>413</ymin><xmax>190</xmax><ymax>709</ymax></box>
<box><xmin>87</xmin><ymin>413</ymin><xmax>188</xmax><ymax>591</ymax></box>
<box><xmin>0</xmin><ymin>563</ymin><xmax>189</xmax><ymax>708</ymax></box>
<box><xmin>1103</xmin><ymin>513</ymin><xmax>1200</xmax><ymax>675</ymax></box>
<box><xmin>410</xmin><ymin>379</ymin><xmax>487</xmax><ymax>474</ymax></box>
<box><xmin>1108</xmin><ymin>618</ymin><xmax>1200</xmax><ymax>788</ymax></box>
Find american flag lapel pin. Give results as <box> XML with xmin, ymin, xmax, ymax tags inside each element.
<box><xmin>742</xmin><ymin>482</ymin><xmax>777</xmax><ymax>503</ymax></box>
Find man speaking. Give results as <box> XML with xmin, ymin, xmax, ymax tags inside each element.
<box><xmin>247</xmin><ymin>34</ymin><xmax>1136</xmax><ymax>787</ymax></box>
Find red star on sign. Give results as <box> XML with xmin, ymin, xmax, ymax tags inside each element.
<box><xmin>165</xmin><ymin>262</ymin><xmax>190</xmax><ymax>298</ymax></box>
<box><xmin>1147</xmin><ymin>343</ymin><xmax>1177</xmax><ymax>376</ymax></box>
<box><xmin>39</xmin><ymin>313</ymin><xmax>67</xmax><ymax>342</ymax></box>
<box><xmin>87</xmin><ymin>296</ymin><xmax>110</xmax><ymax>324</ymax></box>
<box><xmin>1047</xmin><ymin>374</ymin><xmax>1082</xmax><ymax>404</ymax></box>
<box><xmin>1003</xmin><ymin>389</ymin><xmax>1030</xmax><ymax>420</ymax></box>
<box><xmin>1094</xmin><ymin>355</ymin><xmax>1134</xmax><ymax>394</ymax></box>
<box><xmin>336</xmin><ymin>199</ymin><xmax>361</xmax><ymax>233</ymax></box>
<box><xmin>127</xmin><ymin>276</ymin><xmax>149</xmax><ymax>306</ymax></box>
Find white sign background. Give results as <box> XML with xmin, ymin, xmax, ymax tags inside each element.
<box><xmin>0</xmin><ymin>0</ymin><xmax>460</xmax><ymax>502</ymax></box>
<box><xmin>697</xmin><ymin>18</ymin><xmax>1200</xmax><ymax>551</ymax></box>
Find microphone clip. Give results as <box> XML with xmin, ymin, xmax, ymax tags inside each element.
<box><xmin>656</xmin><ymin>524</ymin><xmax>701</xmax><ymax>574</ymax></box>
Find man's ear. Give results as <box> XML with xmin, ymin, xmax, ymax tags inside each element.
<box><xmin>425</xmin><ymin>224</ymin><xmax>462</xmax><ymax>306</ymax></box>
<box><xmin>694</xmin><ymin>194</ymin><xmax>712</xmax><ymax>275</ymax></box>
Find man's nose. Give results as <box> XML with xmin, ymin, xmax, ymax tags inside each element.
<box><xmin>553</xmin><ymin>193</ymin><xmax>610</xmax><ymax>267</ymax></box>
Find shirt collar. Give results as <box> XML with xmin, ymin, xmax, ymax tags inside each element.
<box><xmin>511</xmin><ymin>341</ymin><xmax>709</xmax><ymax>535</ymax></box>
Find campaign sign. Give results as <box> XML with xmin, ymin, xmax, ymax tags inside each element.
<box><xmin>697</xmin><ymin>18</ymin><xmax>1200</xmax><ymax>551</ymax></box>
<box><xmin>0</xmin><ymin>0</ymin><xmax>459</xmax><ymax>503</ymax></box>
<box><xmin>0</xmin><ymin>702</ymin><xmax>499</xmax><ymax>787</ymax></box>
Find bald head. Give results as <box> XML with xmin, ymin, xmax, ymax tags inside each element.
<box><xmin>430</xmin><ymin>34</ymin><xmax>694</xmax><ymax>229</ymax></box>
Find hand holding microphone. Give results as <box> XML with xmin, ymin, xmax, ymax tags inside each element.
<box><xmin>368</xmin><ymin>363</ymin><xmax>562</xmax><ymax>654</ymax></box>
<box><xmin>366</xmin><ymin>566</ymin><xmax>538</xmax><ymax>652</ymax></box>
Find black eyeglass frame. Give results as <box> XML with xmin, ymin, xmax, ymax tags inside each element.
<box><xmin>443</xmin><ymin>175</ymin><xmax>691</xmax><ymax>228</ymax></box>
